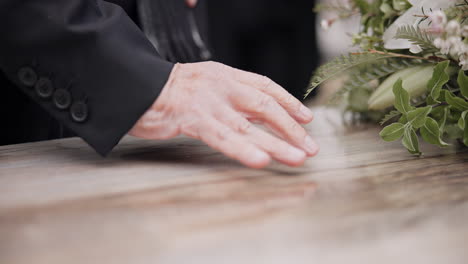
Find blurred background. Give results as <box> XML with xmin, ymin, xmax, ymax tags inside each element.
<box><xmin>205</xmin><ymin>0</ymin><xmax>320</xmax><ymax>100</ymax></box>
<box><xmin>204</xmin><ymin>0</ymin><xmax>357</xmax><ymax>101</ymax></box>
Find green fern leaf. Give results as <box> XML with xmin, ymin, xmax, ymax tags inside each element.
<box><xmin>328</xmin><ymin>58</ymin><xmax>422</xmax><ymax>104</ymax></box>
<box><xmin>394</xmin><ymin>25</ymin><xmax>438</xmax><ymax>53</ymax></box>
<box><xmin>305</xmin><ymin>52</ymin><xmax>402</xmax><ymax>98</ymax></box>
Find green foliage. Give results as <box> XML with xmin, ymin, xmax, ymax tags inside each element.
<box><xmin>402</xmin><ymin>126</ymin><xmax>420</xmax><ymax>155</ymax></box>
<box><xmin>420</xmin><ymin>118</ymin><xmax>449</xmax><ymax>147</ymax></box>
<box><xmin>306</xmin><ymin>52</ymin><xmax>402</xmax><ymax>98</ymax></box>
<box><xmin>394</xmin><ymin>26</ymin><xmax>439</xmax><ymax>53</ymax></box>
<box><xmin>445</xmin><ymin>1</ymin><xmax>468</xmax><ymax>25</ymax></box>
<box><xmin>312</xmin><ymin>0</ymin><xmax>468</xmax><ymax>155</ymax></box>
<box><xmin>427</xmin><ymin>61</ymin><xmax>450</xmax><ymax>104</ymax></box>
<box><xmin>379</xmin><ymin>79</ymin><xmax>449</xmax><ymax>154</ymax></box>
<box><xmin>330</xmin><ymin>58</ymin><xmax>420</xmax><ymax>104</ymax></box>
<box><xmin>407</xmin><ymin>106</ymin><xmax>431</xmax><ymax>128</ymax></box>
<box><xmin>313</xmin><ymin>2</ymin><xmax>357</xmax><ymax>19</ymax></box>
<box><xmin>380</xmin><ymin>122</ymin><xmax>405</xmax><ymax>141</ymax></box>
<box><xmin>436</xmin><ymin>106</ymin><xmax>450</xmax><ymax>133</ymax></box>
<box><xmin>354</xmin><ymin>0</ymin><xmax>370</xmax><ymax>14</ymax></box>
<box><xmin>392</xmin><ymin>78</ymin><xmax>414</xmax><ymax>114</ymax></box>
<box><xmin>457</xmin><ymin>70</ymin><xmax>468</xmax><ymax>98</ymax></box>
<box><xmin>445</xmin><ymin>90</ymin><xmax>468</xmax><ymax>111</ymax></box>
<box><xmin>380</xmin><ymin>110</ymin><xmax>402</xmax><ymax>125</ymax></box>
<box><xmin>458</xmin><ymin>110</ymin><xmax>468</xmax><ymax>130</ymax></box>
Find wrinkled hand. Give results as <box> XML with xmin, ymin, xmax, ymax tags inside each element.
<box><xmin>129</xmin><ymin>62</ymin><xmax>319</xmax><ymax>168</ymax></box>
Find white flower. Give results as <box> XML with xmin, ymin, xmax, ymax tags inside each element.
<box><xmin>447</xmin><ymin>36</ymin><xmax>463</xmax><ymax>56</ymax></box>
<box><xmin>428</xmin><ymin>10</ymin><xmax>447</xmax><ymax>29</ymax></box>
<box><xmin>445</xmin><ymin>20</ymin><xmax>461</xmax><ymax>36</ymax></box>
<box><xmin>409</xmin><ymin>44</ymin><xmax>423</xmax><ymax>54</ymax></box>
<box><xmin>383</xmin><ymin>0</ymin><xmax>455</xmax><ymax>50</ymax></box>
<box><xmin>434</xmin><ymin>38</ymin><xmax>450</xmax><ymax>55</ymax></box>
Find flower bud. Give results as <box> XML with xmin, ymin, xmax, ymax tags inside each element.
<box><xmin>368</xmin><ymin>66</ymin><xmax>434</xmax><ymax>110</ymax></box>
<box><xmin>409</xmin><ymin>44</ymin><xmax>422</xmax><ymax>54</ymax></box>
<box><xmin>446</xmin><ymin>20</ymin><xmax>461</xmax><ymax>36</ymax></box>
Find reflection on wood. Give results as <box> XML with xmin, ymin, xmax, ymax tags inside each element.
<box><xmin>0</xmin><ymin>107</ymin><xmax>467</xmax><ymax>264</ymax></box>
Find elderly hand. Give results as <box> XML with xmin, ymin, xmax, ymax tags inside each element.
<box><xmin>129</xmin><ymin>62</ymin><xmax>319</xmax><ymax>168</ymax></box>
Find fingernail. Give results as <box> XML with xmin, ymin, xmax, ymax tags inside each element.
<box><xmin>304</xmin><ymin>136</ymin><xmax>319</xmax><ymax>156</ymax></box>
<box><xmin>300</xmin><ymin>105</ymin><xmax>314</xmax><ymax>121</ymax></box>
<box><xmin>287</xmin><ymin>146</ymin><xmax>306</xmax><ymax>162</ymax></box>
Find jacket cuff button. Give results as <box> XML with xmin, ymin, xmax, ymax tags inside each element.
<box><xmin>35</xmin><ymin>78</ymin><xmax>55</xmax><ymax>99</ymax></box>
<box><xmin>53</xmin><ymin>89</ymin><xmax>72</xmax><ymax>110</ymax></box>
<box><xmin>18</xmin><ymin>67</ymin><xmax>38</xmax><ymax>87</ymax></box>
<box><xmin>70</xmin><ymin>101</ymin><xmax>88</xmax><ymax>123</ymax></box>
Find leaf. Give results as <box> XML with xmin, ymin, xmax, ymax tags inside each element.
<box><xmin>331</xmin><ymin>58</ymin><xmax>421</xmax><ymax>104</ymax></box>
<box><xmin>446</xmin><ymin>124</ymin><xmax>464</xmax><ymax>140</ymax></box>
<box><xmin>394</xmin><ymin>25</ymin><xmax>439</xmax><ymax>53</ymax></box>
<box><xmin>306</xmin><ymin>52</ymin><xmax>403</xmax><ymax>98</ymax></box>
<box><xmin>458</xmin><ymin>70</ymin><xmax>468</xmax><ymax>99</ymax></box>
<box><xmin>407</xmin><ymin>106</ymin><xmax>432</xmax><ymax>128</ymax></box>
<box><xmin>458</xmin><ymin>110</ymin><xmax>468</xmax><ymax>130</ymax></box>
<box><xmin>380</xmin><ymin>110</ymin><xmax>402</xmax><ymax>125</ymax></box>
<box><xmin>438</xmin><ymin>106</ymin><xmax>450</xmax><ymax>134</ymax></box>
<box><xmin>420</xmin><ymin>117</ymin><xmax>449</xmax><ymax>147</ymax></box>
<box><xmin>380</xmin><ymin>123</ymin><xmax>406</xmax><ymax>142</ymax></box>
<box><xmin>402</xmin><ymin>126</ymin><xmax>421</xmax><ymax>155</ymax></box>
<box><xmin>458</xmin><ymin>109</ymin><xmax>468</xmax><ymax>146</ymax></box>
<box><xmin>464</xmin><ymin>122</ymin><xmax>468</xmax><ymax>147</ymax></box>
<box><xmin>354</xmin><ymin>0</ymin><xmax>370</xmax><ymax>13</ymax></box>
<box><xmin>393</xmin><ymin>78</ymin><xmax>414</xmax><ymax>114</ymax></box>
<box><xmin>368</xmin><ymin>65</ymin><xmax>433</xmax><ymax>110</ymax></box>
<box><xmin>427</xmin><ymin>61</ymin><xmax>450</xmax><ymax>103</ymax></box>
<box><xmin>399</xmin><ymin>114</ymin><xmax>408</xmax><ymax>124</ymax></box>
<box><xmin>445</xmin><ymin>90</ymin><xmax>468</xmax><ymax>111</ymax></box>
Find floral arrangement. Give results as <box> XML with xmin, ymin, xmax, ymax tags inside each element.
<box><xmin>306</xmin><ymin>0</ymin><xmax>468</xmax><ymax>154</ymax></box>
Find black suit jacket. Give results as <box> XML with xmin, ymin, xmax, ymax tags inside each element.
<box><xmin>0</xmin><ymin>0</ymin><xmax>208</xmax><ymax>155</ymax></box>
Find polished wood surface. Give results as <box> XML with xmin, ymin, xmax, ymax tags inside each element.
<box><xmin>1</xmin><ymin>107</ymin><xmax>467</xmax><ymax>264</ymax></box>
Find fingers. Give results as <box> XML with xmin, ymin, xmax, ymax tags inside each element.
<box><xmin>182</xmin><ymin>118</ymin><xmax>271</xmax><ymax>169</ymax></box>
<box><xmin>230</xmin><ymin>87</ymin><xmax>319</xmax><ymax>157</ymax></box>
<box><xmin>215</xmin><ymin>107</ymin><xmax>308</xmax><ymax>166</ymax></box>
<box><xmin>226</xmin><ymin>66</ymin><xmax>314</xmax><ymax>124</ymax></box>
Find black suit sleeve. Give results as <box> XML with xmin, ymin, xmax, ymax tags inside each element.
<box><xmin>0</xmin><ymin>0</ymin><xmax>174</xmax><ymax>155</ymax></box>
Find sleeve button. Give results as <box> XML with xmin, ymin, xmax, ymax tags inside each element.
<box><xmin>35</xmin><ymin>78</ymin><xmax>55</xmax><ymax>99</ymax></box>
<box><xmin>18</xmin><ymin>67</ymin><xmax>38</xmax><ymax>87</ymax></box>
<box><xmin>70</xmin><ymin>102</ymin><xmax>89</xmax><ymax>123</ymax></box>
<box><xmin>53</xmin><ymin>89</ymin><xmax>72</xmax><ymax>110</ymax></box>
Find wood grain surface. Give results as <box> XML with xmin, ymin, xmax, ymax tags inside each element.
<box><xmin>1</xmin><ymin>107</ymin><xmax>467</xmax><ymax>264</ymax></box>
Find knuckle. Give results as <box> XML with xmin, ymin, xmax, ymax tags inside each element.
<box><xmin>281</xmin><ymin>94</ymin><xmax>300</xmax><ymax>109</ymax></box>
<box><xmin>180</xmin><ymin>121</ymin><xmax>200</xmax><ymax>138</ymax></box>
<box><xmin>289</xmin><ymin>121</ymin><xmax>302</xmax><ymax>132</ymax></box>
<box><xmin>289</xmin><ymin>122</ymin><xmax>307</xmax><ymax>139</ymax></box>
<box><xmin>252</xmin><ymin>94</ymin><xmax>275</xmax><ymax>113</ymax></box>
<box><xmin>232</xmin><ymin>119</ymin><xmax>252</xmax><ymax>134</ymax></box>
